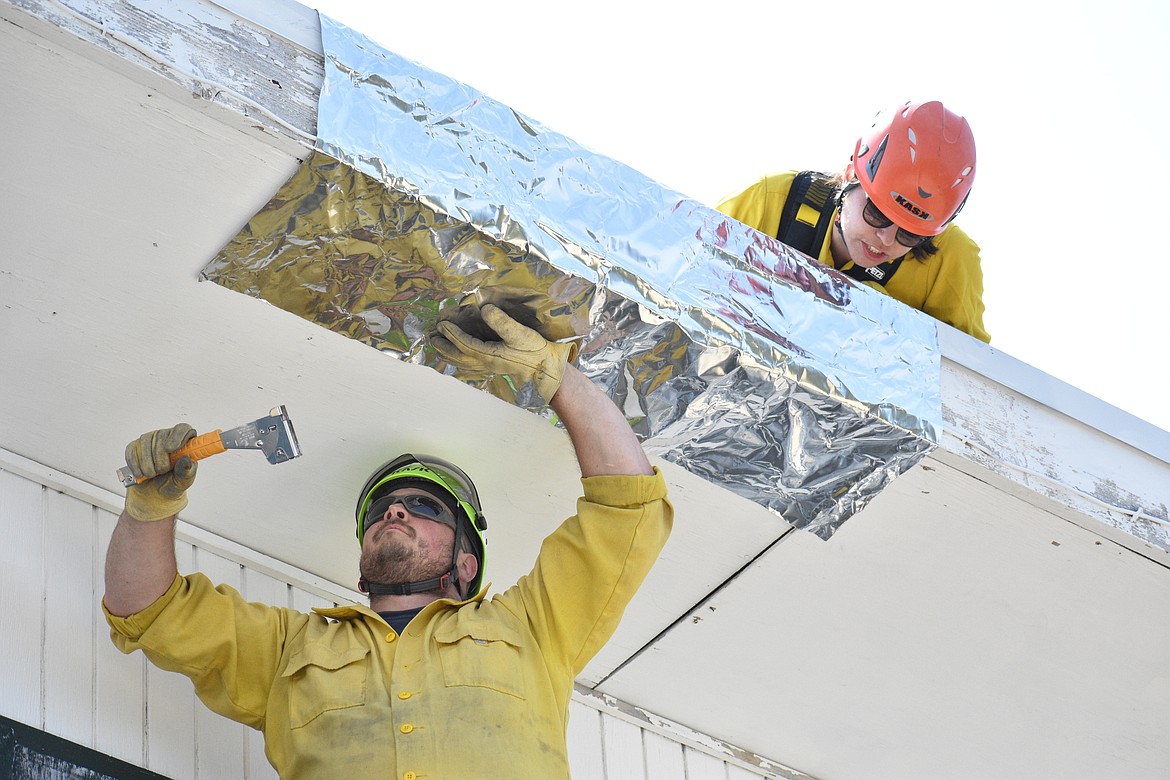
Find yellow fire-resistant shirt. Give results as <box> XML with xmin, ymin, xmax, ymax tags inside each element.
<box><xmin>716</xmin><ymin>171</ymin><xmax>991</xmax><ymax>343</ymax></box>
<box><xmin>105</xmin><ymin>470</ymin><xmax>672</xmax><ymax>780</ymax></box>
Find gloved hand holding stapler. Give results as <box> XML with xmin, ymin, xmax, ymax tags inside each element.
<box><xmin>122</xmin><ymin>424</ymin><xmax>199</xmax><ymax>521</ymax></box>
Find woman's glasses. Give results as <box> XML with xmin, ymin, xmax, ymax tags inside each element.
<box><xmin>860</xmin><ymin>196</ymin><xmax>930</xmax><ymax>248</ymax></box>
<box><xmin>366</xmin><ymin>492</ymin><xmax>456</xmax><ymax>529</ymax></box>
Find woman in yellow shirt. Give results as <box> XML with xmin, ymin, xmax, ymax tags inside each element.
<box><xmin>716</xmin><ymin>100</ymin><xmax>990</xmax><ymax>343</ymax></box>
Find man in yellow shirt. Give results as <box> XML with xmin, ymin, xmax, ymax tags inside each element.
<box><xmin>104</xmin><ymin>303</ymin><xmax>673</xmax><ymax>779</ymax></box>
<box><xmin>717</xmin><ymin>100</ymin><xmax>990</xmax><ymax>343</ymax></box>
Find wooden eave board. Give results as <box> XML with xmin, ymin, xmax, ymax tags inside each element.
<box><xmin>601</xmin><ymin>454</ymin><xmax>1170</xmax><ymax>779</ymax></box>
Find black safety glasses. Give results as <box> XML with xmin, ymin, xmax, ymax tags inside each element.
<box><xmin>861</xmin><ymin>196</ymin><xmax>930</xmax><ymax>248</ymax></box>
<box><xmin>366</xmin><ymin>493</ymin><xmax>456</xmax><ymax>530</ymax></box>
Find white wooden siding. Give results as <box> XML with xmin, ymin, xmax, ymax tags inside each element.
<box><xmin>0</xmin><ymin>449</ymin><xmax>796</xmax><ymax>779</ymax></box>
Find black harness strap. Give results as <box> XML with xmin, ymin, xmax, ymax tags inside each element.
<box><xmin>838</xmin><ymin>255</ymin><xmax>905</xmax><ymax>286</ymax></box>
<box><xmin>776</xmin><ymin>170</ymin><xmax>904</xmax><ymax>287</ymax></box>
<box><xmin>776</xmin><ymin>171</ymin><xmax>837</xmax><ymax>259</ymax></box>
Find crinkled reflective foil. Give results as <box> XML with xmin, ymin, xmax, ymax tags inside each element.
<box><xmin>200</xmin><ymin>15</ymin><xmax>941</xmax><ymax>539</ymax></box>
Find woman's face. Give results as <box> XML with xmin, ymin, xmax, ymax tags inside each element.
<box><xmin>835</xmin><ymin>186</ymin><xmax>914</xmax><ymax>268</ymax></box>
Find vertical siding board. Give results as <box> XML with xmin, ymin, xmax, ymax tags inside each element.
<box><xmin>242</xmin><ymin>567</ymin><xmax>287</xmax><ymax>606</ymax></box>
<box><xmin>685</xmin><ymin>747</ymin><xmax>730</xmax><ymax>780</ymax></box>
<box><xmin>567</xmin><ymin>699</ymin><xmax>605</xmax><ymax>779</ymax></box>
<box><xmin>0</xmin><ymin>470</ymin><xmax>45</xmax><ymax>726</ymax></box>
<box><xmin>602</xmin><ymin>715</ymin><xmax>648</xmax><ymax>780</ymax></box>
<box><xmin>727</xmin><ymin>764</ymin><xmax>769</xmax><ymax>779</ymax></box>
<box><xmin>191</xmin><ymin>547</ymin><xmax>247</xmax><ymax>780</ymax></box>
<box><xmin>42</xmin><ymin>489</ymin><xmax>96</xmax><ymax>745</ymax></box>
<box><xmin>644</xmin><ymin>731</ymin><xmax>687</xmax><ymax>779</ymax></box>
<box><xmin>290</xmin><ymin>585</ymin><xmax>337</xmax><ymax>612</ymax></box>
<box><xmin>241</xmin><ymin>567</ymin><xmax>284</xmax><ymax>780</ymax></box>
<box><xmin>145</xmin><ymin>541</ymin><xmax>197</xmax><ymax>780</ymax></box>
<box><xmin>94</xmin><ymin>505</ymin><xmax>147</xmax><ymax>765</ymax></box>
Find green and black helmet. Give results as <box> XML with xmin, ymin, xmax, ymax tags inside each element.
<box><xmin>355</xmin><ymin>453</ymin><xmax>487</xmax><ymax>597</ymax></box>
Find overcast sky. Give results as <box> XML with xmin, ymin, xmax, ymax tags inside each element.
<box><xmin>310</xmin><ymin>0</ymin><xmax>1170</xmax><ymax>435</ymax></box>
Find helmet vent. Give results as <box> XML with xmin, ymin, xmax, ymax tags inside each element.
<box><xmin>865</xmin><ymin>135</ymin><xmax>889</xmax><ymax>181</ymax></box>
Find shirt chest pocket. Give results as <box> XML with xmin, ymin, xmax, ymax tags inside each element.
<box><xmin>281</xmin><ymin>644</ymin><xmax>370</xmax><ymax>728</ymax></box>
<box><xmin>432</xmin><ymin>619</ymin><xmax>529</xmax><ymax>701</ymax></box>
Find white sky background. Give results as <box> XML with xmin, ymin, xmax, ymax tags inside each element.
<box><xmin>310</xmin><ymin>0</ymin><xmax>1170</xmax><ymax>435</ymax></box>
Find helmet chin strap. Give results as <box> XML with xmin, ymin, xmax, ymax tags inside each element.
<box><xmin>358</xmin><ymin>525</ymin><xmax>467</xmax><ymax>599</ymax></box>
<box><xmin>359</xmin><ymin>571</ymin><xmax>455</xmax><ymax>596</ymax></box>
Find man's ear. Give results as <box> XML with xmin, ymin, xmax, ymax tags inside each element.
<box><xmin>456</xmin><ymin>550</ymin><xmax>479</xmax><ymax>591</ymax></box>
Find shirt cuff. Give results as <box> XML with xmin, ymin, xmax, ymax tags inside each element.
<box><xmin>580</xmin><ymin>466</ymin><xmax>667</xmax><ymax>507</ymax></box>
<box><xmin>103</xmin><ymin>572</ymin><xmax>184</xmax><ymax>640</ymax></box>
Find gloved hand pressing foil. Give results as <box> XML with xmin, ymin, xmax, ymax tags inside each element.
<box><xmin>432</xmin><ymin>303</ymin><xmax>578</xmax><ymax>403</ymax></box>
<box><xmin>123</xmin><ymin>423</ymin><xmax>198</xmax><ymax>521</ymax></box>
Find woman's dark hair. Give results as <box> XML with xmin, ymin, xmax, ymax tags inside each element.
<box><xmin>830</xmin><ymin>173</ymin><xmax>939</xmax><ymax>262</ymax></box>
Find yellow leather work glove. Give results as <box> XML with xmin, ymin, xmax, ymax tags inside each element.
<box><xmin>123</xmin><ymin>423</ymin><xmax>198</xmax><ymax>521</ymax></box>
<box><xmin>432</xmin><ymin>303</ymin><xmax>579</xmax><ymax>402</ymax></box>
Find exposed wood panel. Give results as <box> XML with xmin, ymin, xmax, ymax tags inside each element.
<box><xmin>42</xmin><ymin>490</ymin><xmax>97</xmax><ymax>745</ymax></box>
<box><xmin>0</xmin><ymin>470</ymin><xmax>45</xmax><ymax>726</ymax></box>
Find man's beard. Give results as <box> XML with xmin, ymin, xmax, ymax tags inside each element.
<box><xmin>360</xmin><ymin>525</ymin><xmax>452</xmax><ymax>588</ymax></box>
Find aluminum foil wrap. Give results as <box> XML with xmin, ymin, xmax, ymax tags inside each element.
<box><xmin>200</xmin><ymin>15</ymin><xmax>942</xmax><ymax>539</ymax></box>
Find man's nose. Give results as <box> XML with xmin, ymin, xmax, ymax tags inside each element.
<box><xmin>383</xmin><ymin>501</ymin><xmax>408</xmax><ymax>522</ymax></box>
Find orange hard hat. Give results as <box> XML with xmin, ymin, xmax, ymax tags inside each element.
<box><xmin>850</xmin><ymin>100</ymin><xmax>976</xmax><ymax>237</ymax></box>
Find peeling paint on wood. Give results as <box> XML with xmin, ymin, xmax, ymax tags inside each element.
<box><xmin>574</xmin><ymin>684</ymin><xmax>816</xmax><ymax>779</ymax></box>
<box><xmin>8</xmin><ymin>0</ymin><xmax>321</xmax><ymax>143</ymax></box>
<box><xmin>1</xmin><ymin>715</ymin><xmax>168</xmax><ymax>780</ymax></box>
<box><xmin>941</xmin><ymin>358</ymin><xmax>1170</xmax><ymax>556</ymax></box>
